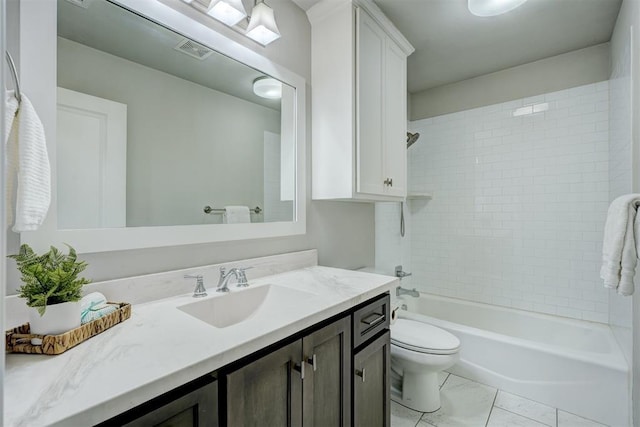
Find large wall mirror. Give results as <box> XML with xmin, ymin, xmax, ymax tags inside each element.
<box><xmin>21</xmin><ymin>0</ymin><xmax>306</xmax><ymax>253</ymax></box>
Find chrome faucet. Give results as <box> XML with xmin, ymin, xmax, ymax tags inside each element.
<box><xmin>395</xmin><ymin>265</ymin><xmax>412</xmax><ymax>279</ymax></box>
<box><xmin>217</xmin><ymin>267</ymin><xmax>252</xmax><ymax>292</ymax></box>
<box><xmin>396</xmin><ymin>286</ymin><xmax>419</xmax><ymax>298</ymax></box>
<box><xmin>184</xmin><ymin>274</ymin><xmax>208</xmax><ymax>298</ymax></box>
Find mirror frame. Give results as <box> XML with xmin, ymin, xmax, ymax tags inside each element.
<box><xmin>21</xmin><ymin>0</ymin><xmax>306</xmax><ymax>254</ymax></box>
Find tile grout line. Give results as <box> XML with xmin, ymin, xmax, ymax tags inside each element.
<box><xmin>484</xmin><ymin>388</ymin><xmax>499</xmax><ymax>427</ymax></box>
<box><xmin>439</xmin><ymin>373</ymin><xmax>450</xmax><ymax>389</ymax></box>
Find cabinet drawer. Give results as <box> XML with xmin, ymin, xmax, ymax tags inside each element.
<box><xmin>352</xmin><ymin>294</ymin><xmax>390</xmax><ymax>348</ymax></box>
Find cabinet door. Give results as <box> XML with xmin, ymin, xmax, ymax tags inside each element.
<box><xmin>117</xmin><ymin>379</ymin><xmax>218</xmax><ymax>427</ymax></box>
<box><xmin>383</xmin><ymin>40</ymin><xmax>407</xmax><ymax>197</ymax></box>
<box><xmin>226</xmin><ymin>340</ymin><xmax>303</xmax><ymax>427</ymax></box>
<box><xmin>302</xmin><ymin>316</ymin><xmax>352</xmax><ymax>427</ymax></box>
<box><xmin>356</xmin><ymin>7</ymin><xmax>385</xmax><ymax>196</ymax></box>
<box><xmin>353</xmin><ymin>331</ymin><xmax>391</xmax><ymax>427</ymax></box>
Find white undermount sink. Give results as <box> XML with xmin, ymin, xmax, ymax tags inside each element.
<box><xmin>177</xmin><ymin>284</ymin><xmax>315</xmax><ymax>328</ymax></box>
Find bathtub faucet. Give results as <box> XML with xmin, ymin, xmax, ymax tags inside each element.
<box><xmin>396</xmin><ymin>286</ymin><xmax>419</xmax><ymax>298</ymax></box>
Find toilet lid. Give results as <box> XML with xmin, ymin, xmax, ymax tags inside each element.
<box><xmin>391</xmin><ymin>319</ymin><xmax>460</xmax><ymax>355</ymax></box>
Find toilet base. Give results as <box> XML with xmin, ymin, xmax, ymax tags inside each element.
<box><xmin>391</xmin><ymin>371</ymin><xmax>441</xmax><ymax>413</ymax></box>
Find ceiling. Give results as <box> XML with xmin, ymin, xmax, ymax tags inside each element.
<box><xmin>294</xmin><ymin>0</ymin><xmax>622</xmax><ymax>93</ymax></box>
<box><xmin>57</xmin><ymin>0</ymin><xmax>282</xmax><ymax>110</ymax></box>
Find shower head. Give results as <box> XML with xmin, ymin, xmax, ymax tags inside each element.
<box><xmin>407</xmin><ymin>132</ymin><xmax>420</xmax><ymax>148</ymax></box>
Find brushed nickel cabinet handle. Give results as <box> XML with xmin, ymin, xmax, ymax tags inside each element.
<box><xmin>294</xmin><ymin>361</ymin><xmax>305</xmax><ymax>380</ymax></box>
<box><xmin>307</xmin><ymin>354</ymin><xmax>317</xmax><ymax>371</ymax></box>
<box><xmin>355</xmin><ymin>368</ymin><xmax>366</xmax><ymax>382</ymax></box>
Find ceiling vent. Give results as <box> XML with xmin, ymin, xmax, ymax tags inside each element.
<box><xmin>64</xmin><ymin>0</ymin><xmax>92</xmax><ymax>9</ymax></box>
<box><xmin>174</xmin><ymin>38</ymin><xmax>214</xmax><ymax>60</ymax></box>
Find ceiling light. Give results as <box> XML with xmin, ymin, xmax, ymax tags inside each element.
<box><xmin>246</xmin><ymin>1</ymin><xmax>281</xmax><ymax>46</ymax></box>
<box><xmin>207</xmin><ymin>0</ymin><xmax>247</xmax><ymax>26</ymax></box>
<box><xmin>468</xmin><ymin>0</ymin><xmax>528</xmax><ymax>17</ymax></box>
<box><xmin>253</xmin><ymin>77</ymin><xmax>282</xmax><ymax>99</ymax></box>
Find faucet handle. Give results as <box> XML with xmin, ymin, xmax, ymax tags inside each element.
<box><xmin>184</xmin><ymin>274</ymin><xmax>207</xmax><ymax>298</ymax></box>
<box><xmin>395</xmin><ymin>265</ymin><xmax>412</xmax><ymax>278</ymax></box>
<box><xmin>236</xmin><ymin>266</ymin><xmax>253</xmax><ymax>287</ymax></box>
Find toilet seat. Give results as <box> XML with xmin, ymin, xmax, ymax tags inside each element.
<box><xmin>391</xmin><ymin>319</ymin><xmax>460</xmax><ymax>355</ymax></box>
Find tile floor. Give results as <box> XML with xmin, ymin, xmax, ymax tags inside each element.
<box><xmin>391</xmin><ymin>372</ymin><xmax>608</xmax><ymax>427</ymax></box>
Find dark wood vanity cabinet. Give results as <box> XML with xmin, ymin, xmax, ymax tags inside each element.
<box><xmin>226</xmin><ymin>340</ymin><xmax>303</xmax><ymax>426</ymax></box>
<box><xmin>223</xmin><ymin>316</ymin><xmax>352</xmax><ymax>427</ymax></box>
<box><xmin>302</xmin><ymin>316</ymin><xmax>352</xmax><ymax>427</ymax></box>
<box><xmin>353</xmin><ymin>331</ymin><xmax>391</xmax><ymax>427</ymax></box>
<box><xmin>352</xmin><ymin>293</ymin><xmax>392</xmax><ymax>427</ymax></box>
<box><xmin>97</xmin><ymin>375</ymin><xmax>218</xmax><ymax>427</ymax></box>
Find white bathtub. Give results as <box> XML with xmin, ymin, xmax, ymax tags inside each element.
<box><xmin>398</xmin><ymin>293</ymin><xmax>629</xmax><ymax>427</ymax></box>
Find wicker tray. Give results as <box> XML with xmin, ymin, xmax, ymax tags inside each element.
<box><xmin>5</xmin><ymin>302</ymin><xmax>131</xmax><ymax>355</ymax></box>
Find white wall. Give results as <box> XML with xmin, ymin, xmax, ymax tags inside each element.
<box><xmin>5</xmin><ymin>0</ymin><xmax>374</xmax><ymax>289</ymax></box>
<box><xmin>396</xmin><ymin>82</ymin><xmax>610</xmax><ymax>322</ymax></box>
<box><xmin>58</xmin><ymin>37</ymin><xmax>279</xmax><ymax>227</ymax></box>
<box><xmin>410</xmin><ymin>43</ymin><xmax>610</xmax><ymax>121</ymax></box>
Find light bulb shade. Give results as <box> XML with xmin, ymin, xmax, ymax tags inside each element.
<box><xmin>207</xmin><ymin>0</ymin><xmax>247</xmax><ymax>26</ymax></box>
<box><xmin>253</xmin><ymin>77</ymin><xmax>282</xmax><ymax>99</ymax></box>
<box><xmin>246</xmin><ymin>2</ymin><xmax>281</xmax><ymax>45</ymax></box>
<box><xmin>468</xmin><ymin>0</ymin><xmax>528</xmax><ymax>16</ymax></box>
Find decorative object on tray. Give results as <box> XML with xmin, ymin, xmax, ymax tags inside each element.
<box><xmin>5</xmin><ymin>302</ymin><xmax>131</xmax><ymax>355</ymax></box>
<box><xmin>8</xmin><ymin>243</ymin><xmax>91</xmax><ymax>335</ymax></box>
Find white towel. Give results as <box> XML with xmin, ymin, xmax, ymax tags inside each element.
<box><xmin>4</xmin><ymin>91</ymin><xmax>51</xmax><ymax>232</ymax></box>
<box><xmin>600</xmin><ymin>194</ymin><xmax>640</xmax><ymax>296</ymax></box>
<box><xmin>223</xmin><ymin>205</ymin><xmax>251</xmax><ymax>224</ymax></box>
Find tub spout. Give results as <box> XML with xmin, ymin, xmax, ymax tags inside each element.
<box><xmin>397</xmin><ymin>286</ymin><xmax>419</xmax><ymax>298</ymax></box>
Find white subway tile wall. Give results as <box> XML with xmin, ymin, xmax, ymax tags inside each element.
<box><xmin>608</xmin><ymin>31</ymin><xmax>633</xmax><ymax>361</ymax></box>
<box><xmin>391</xmin><ymin>81</ymin><xmax>610</xmax><ymax>322</ymax></box>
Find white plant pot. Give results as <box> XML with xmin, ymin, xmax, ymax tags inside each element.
<box><xmin>28</xmin><ymin>301</ymin><xmax>82</xmax><ymax>335</ymax></box>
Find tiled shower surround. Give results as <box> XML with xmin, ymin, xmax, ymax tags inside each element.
<box><xmin>379</xmin><ymin>81</ymin><xmax>611</xmax><ymax>322</ymax></box>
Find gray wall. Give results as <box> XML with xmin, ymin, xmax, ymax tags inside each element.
<box><xmin>610</xmin><ymin>1</ymin><xmax>640</xmax><ymax>425</ymax></box>
<box><xmin>5</xmin><ymin>0</ymin><xmax>374</xmax><ymax>290</ymax></box>
<box><xmin>410</xmin><ymin>43</ymin><xmax>611</xmax><ymax>120</ymax></box>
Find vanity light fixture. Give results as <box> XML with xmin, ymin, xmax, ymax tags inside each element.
<box><xmin>206</xmin><ymin>0</ymin><xmax>247</xmax><ymax>26</ymax></box>
<box><xmin>468</xmin><ymin>0</ymin><xmax>528</xmax><ymax>17</ymax></box>
<box><xmin>253</xmin><ymin>76</ymin><xmax>282</xmax><ymax>99</ymax></box>
<box><xmin>178</xmin><ymin>0</ymin><xmax>282</xmax><ymax>46</ymax></box>
<box><xmin>246</xmin><ymin>1</ymin><xmax>281</xmax><ymax>45</ymax></box>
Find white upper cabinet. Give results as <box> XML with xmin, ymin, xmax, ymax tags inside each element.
<box><xmin>308</xmin><ymin>0</ymin><xmax>414</xmax><ymax>201</ymax></box>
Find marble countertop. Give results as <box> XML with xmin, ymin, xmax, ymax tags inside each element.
<box><xmin>4</xmin><ymin>266</ymin><xmax>397</xmax><ymax>427</ymax></box>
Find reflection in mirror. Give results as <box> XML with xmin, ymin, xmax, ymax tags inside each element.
<box><xmin>56</xmin><ymin>0</ymin><xmax>295</xmax><ymax>230</ymax></box>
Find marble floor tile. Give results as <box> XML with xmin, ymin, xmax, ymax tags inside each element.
<box><xmin>438</xmin><ymin>371</ymin><xmax>450</xmax><ymax>387</ymax></box>
<box><xmin>557</xmin><ymin>411</ymin><xmax>607</xmax><ymax>427</ymax></box>
<box><xmin>419</xmin><ymin>374</ymin><xmax>497</xmax><ymax>427</ymax></box>
<box><xmin>391</xmin><ymin>401</ymin><xmax>423</xmax><ymax>427</ymax></box>
<box><xmin>487</xmin><ymin>407</ymin><xmax>549</xmax><ymax>427</ymax></box>
<box><xmin>494</xmin><ymin>390</ymin><xmax>556</xmax><ymax>426</ymax></box>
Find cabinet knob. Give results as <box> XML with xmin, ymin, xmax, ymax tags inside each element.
<box><xmin>355</xmin><ymin>368</ymin><xmax>366</xmax><ymax>382</ymax></box>
<box><xmin>384</xmin><ymin>178</ymin><xmax>393</xmax><ymax>187</ymax></box>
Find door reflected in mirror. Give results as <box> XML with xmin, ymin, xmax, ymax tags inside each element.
<box><xmin>56</xmin><ymin>0</ymin><xmax>295</xmax><ymax>230</ymax></box>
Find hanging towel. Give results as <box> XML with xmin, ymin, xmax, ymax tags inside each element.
<box><xmin>600</xmin><ymin>194</ymin><xmax>640</xmax><ymax>296</ymax></box>
<box><xmin>223</xmin><ymin>205</ymin><xmax>251</xmax><ymax>224</ymax></box>
<box><xmin>4</xmin><ymin>91</ymin><xmax>51</xmax><ymax>232</ymax></box>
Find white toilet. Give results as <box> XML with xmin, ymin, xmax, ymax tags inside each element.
<box><xmin>391</xmin><ymin>318</ymin><xmax>461</xmax><ymax>412</ymax></box>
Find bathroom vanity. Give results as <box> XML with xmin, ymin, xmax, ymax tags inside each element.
<box><xmin>4</xmin><ymin>251</ymin><xmax>397</xmax><ymax>426</ymax></box>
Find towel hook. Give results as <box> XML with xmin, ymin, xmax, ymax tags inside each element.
<box><xmin>5</xmin><ymin>51</ymin><xmax>22</xmax><ymax>104</ymax></box>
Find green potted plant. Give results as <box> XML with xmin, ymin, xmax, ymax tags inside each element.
<box><xmin>9</xmin><ymin>244</ymin><xmax>91</xmax><ymax>335</ymax></box>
